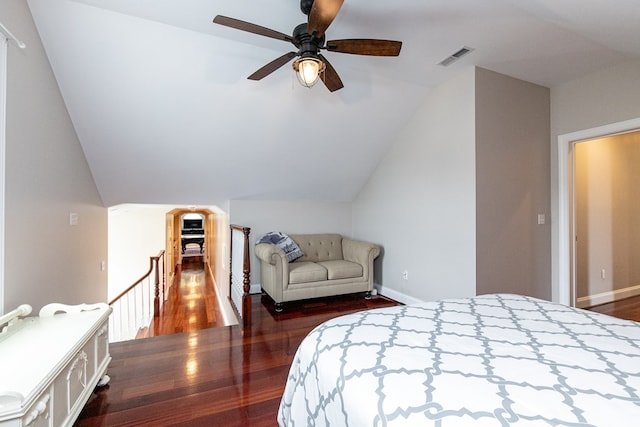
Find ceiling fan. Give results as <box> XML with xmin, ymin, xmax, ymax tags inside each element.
<box><xmin>213</xmin><ymin>0</ymin><xmax>402</xmax><ymax>92</ymax></box>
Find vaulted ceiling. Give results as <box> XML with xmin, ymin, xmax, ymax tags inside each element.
<box><xmin>26</xmin><ymin>0</ymin><xmax>640</xmax><ymax>207</ymax></box>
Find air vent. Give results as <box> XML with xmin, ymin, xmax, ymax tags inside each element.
<box><xmin>438</xmin><ymin>46</ymin><xmax>474</xmax><ymax>67</ymax></box>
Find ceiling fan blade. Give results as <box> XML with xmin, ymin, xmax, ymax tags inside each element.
<box><xmin>326</xmin><ymin>39</ymin><xmax>402</xmax><ymax>56</ymax></box>
<box><xmin>247</xmin><ymin>52</ymin><xmax>297</xmax><ymax>80</ymax></box>
<box><xmin>318</xmin><ymin>54</ymin><xmax>344</xmax><ymax>92</ymax></box>
<box><xmin>307</xmin><ymin>0</ymin><xmax>344</xmax><ymax>38</ymax></box>
<box><xmin>213</xmin><ymin>15</ymin><xmax>293</xmax><ymax>43</ymax></box>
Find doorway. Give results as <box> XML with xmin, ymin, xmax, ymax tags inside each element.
<box><xmin>574</xmin><ymin>132</ymin><xmax>640</xmax><ymax>308</ymax></box>
<box><xmin>556</xmin><ymin>118</ymin><xmax>640</xmax><ymax>307</ymax></box>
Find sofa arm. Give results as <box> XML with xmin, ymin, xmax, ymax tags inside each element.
<box><xmin>255</xmin><ymin>243</ymin><xmax>287</xmax><ymax>265</ymax></box>
<box><xmin>255</xmin><ymin>243</ymin><xmax>289</xmax><ymax>303</ymax></box>
<box><xmin>342</xmin><ymin>239</ymin><xmax>380</xmax><ymax>282</ymax></box>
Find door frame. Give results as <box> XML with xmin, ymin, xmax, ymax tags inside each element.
<box><xmin>0</xmin><ymin>37</ymin><xmax>7</xmax><ymax>313</ymax></box>
<box><xmin>556</xmin><ymin>117</ymin><xmax>640</xmax><ymax>307</ymax></box>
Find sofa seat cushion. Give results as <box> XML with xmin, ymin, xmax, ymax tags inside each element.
<box><xmin>317</xmin><ymin>260</ymin><xmax>363</xmax><ymax>280</ymax></box>
<box><xmin>289</xmin><ymin>262</ymin><xmax>327</xmax><ymax>284</ymax></box>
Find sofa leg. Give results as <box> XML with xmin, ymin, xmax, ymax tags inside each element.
<box><xmin>365</xmin><ymin>291</ymin><xmax>372</xmax><ymax>300</ymax></box>
<box><xmin>275</xmin><ymin>302</ymin><xmax>284</xmax><ymax>313</ymax></box>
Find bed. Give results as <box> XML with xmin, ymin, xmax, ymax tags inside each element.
<box><xmin>278</xmin><ymin>293</ymin><xmax>640</xmax><ymax>426</ymax></box>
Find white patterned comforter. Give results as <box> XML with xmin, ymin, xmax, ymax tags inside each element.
<box><xmin>278</xmin><ymin>294</ymin><xmax>640</xmax><ymax>426</ymax></box>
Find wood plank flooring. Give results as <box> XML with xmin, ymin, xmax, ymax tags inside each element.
<box><xmin>136</xmin><ymin>256</ymin><xmax>236</xmax><ymax>339</ymax></box>
<box><xmin>585</xmin><ymin>295</ymin><xmax>640</xmax><ymax>321</ymax></box>
<box><xmin>76</xmin><ymin>259</ymin><xmax>640</xmax><ymax>426</ymax></box>
<box><xmin>76</xmin><ymin>261</ymin><xmax>399</xmax><ymax>426</ymax></box>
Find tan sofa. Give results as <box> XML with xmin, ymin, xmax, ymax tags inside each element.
<box><xmin>255</xmin><ymin>233</ymin><xmax>380</xmax><ymax>312</ymax></box>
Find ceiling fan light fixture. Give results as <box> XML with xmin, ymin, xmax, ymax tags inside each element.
<box><xmin>293</xmin><ymin>56</ymin><xmax>325</xmax><ymax>88</ymax></box>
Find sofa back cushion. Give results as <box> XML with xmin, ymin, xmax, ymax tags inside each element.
<box><xmin>290</xmin><ymin>234</ymin><xmax>344</xmax><ymax>263</ymax></box>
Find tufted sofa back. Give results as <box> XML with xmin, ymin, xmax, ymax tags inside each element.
<box><xmin>289</xmin><ymin>234</ymin><xmax>344</xmax><ymax>263</ymax></box>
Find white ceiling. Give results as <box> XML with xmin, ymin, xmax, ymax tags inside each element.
<box><xmin>26</xmin><ymin>0</ymin><xmax>640</xmax><ymax>207</ymax></box>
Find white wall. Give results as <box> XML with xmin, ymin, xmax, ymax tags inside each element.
<box><xmin>229</xmin><ymin>200</ymin><xmax>353</xmax><ymax>287</ymax></box>
<box><xmin>107</xmin><ymin>204</ymin><xmax>171</xmax><ymax>300</ymax></box>
<box><xmin>1</xmin><ymin>0</ymin><xmax>107</xmax><ymax>313</ymax></box>
<box><xmin>550</xmin><ymin>60</ymin><xmax>640</xmax><ymax>303</ymax></box>
<box><xmin>210</xmin><ymin>208</ymin><xmax>229</xmax><ymax>301</ymax></box>
<box><xmin>475</xmin><ymin>68</ymin><xmax>551</xmax><ymax>299</ymax></box>
<box><xmin>353</xmin><ymin>68</ymin><xmax>477</xmax><ymax>304</ymax></box>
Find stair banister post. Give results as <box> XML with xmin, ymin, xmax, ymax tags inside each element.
<box><xmin>153</xmin><ymin>256</ymin><xmax>160</xmax><ymax>318</ymax></box>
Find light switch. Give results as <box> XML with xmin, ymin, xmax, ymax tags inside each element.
<box><xmin>537</xmin><ymin>214</ymin><xmax>545</xmax><ymax>225</ymax></box>
<box><xmin>69</xmin><ymin>212</ymin><xmax>78</xmax><ymax>226</ymax></box>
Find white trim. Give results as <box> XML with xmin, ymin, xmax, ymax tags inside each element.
<box><xmin>376</xmin><ymin>284</ymin><xmax>424</xmax><ymax>306</ymax></box>
<box><xmin>230</xmin><ymin>282</ymin><xmax>243</xmax><ymax>318</ymax></box>
<box><xmin>576</xmin><ymin>284</ymin><xmax>640</xmax><ymax>309</ymax></box>
<box><xmin>0</xmin><ymin>38</ymin><xmax>6</xmax><ymax>314</ymax></box>
<box><xmin>0</xmin><ymin>22</ymin><xmax>24</xmax><ymax>316</ymax></box>
<box><xmin>556</xmin><ymin>117</ymin><xmax>640</xmax><ymax>308</ymax></box>
<box><xmin>0</xmin><ymin>22</ymin><xmax>26</xmax><ymax>49</ymax></box>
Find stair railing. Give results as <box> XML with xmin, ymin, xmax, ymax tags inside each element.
<box><xmin>108</xmin><ymin>250</ymin><xmax>165</xmax><ymax>342</ymax></box>
<box><xmin>230</xmin><ymin>225</ymin><xmax>251</xmax><ymax>331</ymax></box>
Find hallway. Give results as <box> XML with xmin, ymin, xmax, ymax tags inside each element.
<box><xmin>137</xmin><ymin>255</ymin><xmax>237</xmax><ymax>338</ymax></box>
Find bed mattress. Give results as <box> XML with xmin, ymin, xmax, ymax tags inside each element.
<box><xmin>278</xmin><ymin>294</ymin><xmax>640</xmax><ymax>426</ymax></box>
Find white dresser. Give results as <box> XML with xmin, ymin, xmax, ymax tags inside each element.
<box><xmin>0</xmin><ymin>303</ymin><xmax>111</xmax><ymax>427</ymax></box>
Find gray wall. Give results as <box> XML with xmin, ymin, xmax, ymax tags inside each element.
<box><xmin>1</xmin><ymin>0</ymin><xmax>107</xmax><ymax>313</ymax></box>
<box><xmin>353</xmin><ymin>68</ymin><xmax>477</xmax><ymax>304</ymax></box>
<box><xmin>353</xmin><ymin>67</ymin><xmax>551</xmax><ymax>304</ymax></box>
<box><xmin>229</xmin><ymin>200</ymin><xmax>353</xmax><ymax>288</ymax></box>
<box><xmin>550</xmin><ymin>60</ymin><xmax>640</xmax><ymax>303</ymax></box>
<box><xmin>475</xmin><ymin>68</ymin><xmax>551</xmax><ymax>299</ymax></box>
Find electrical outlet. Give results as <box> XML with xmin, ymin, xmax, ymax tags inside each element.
<box><xmin>402</xmin><ymin>270</ymin><xmax>409</xmax><ymax>281</ymax></box>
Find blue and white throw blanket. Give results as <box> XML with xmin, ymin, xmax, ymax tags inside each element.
<box><xmin>256</xmin><ymin>231</ymin><xmax>304</xmax><ymax>262</ymax></box>
<box><xmin>278</xmin><ymin>293</ymin><xmax>640</xmax><ymax>426</ymax></box>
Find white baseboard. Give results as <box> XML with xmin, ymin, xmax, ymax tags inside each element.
<box><xmin>230</xmin><ymin>284</ymin><xmax>243</xmax><ymax>315</ymax></box>
<box><xmin>576</xmin><ymin>284</ymin><xmax>640</xmax><ymax>308</ymax></box>
<box><xmin>376</xmin><ymin>285</ymin><xmax>424</xmax><ymax>305</ymax></box>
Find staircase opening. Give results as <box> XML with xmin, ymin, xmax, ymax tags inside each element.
<box><xmin>107</xmin><ymin>204</ymin><xmax>237</xmax><ymax>341</ymax></box>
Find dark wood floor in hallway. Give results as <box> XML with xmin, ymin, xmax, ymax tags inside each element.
<box><xmin>76</xmin><ymin>259</ymin><xmax>399</xmax><ymax>426</ymax></box>
<box><xmin>136</xmin><ymin>255</ymin><xmax>236</xmax><ymax>339</ymax></box>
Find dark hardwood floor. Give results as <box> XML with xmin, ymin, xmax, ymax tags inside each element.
<box><xmin>585</xmin><ymin>294</ymin><xmax>640</xmax><ymax>321</ymax></box>
<box><xmin>76</xmin><ymin>259</ymin><xmax>400</xmax><ymax>426</ymax></box>
<box><xmin>76</xmin><ymin>260</ymin><xmax>640</xmax><ymax>427</ymax></box>
<box><xmin>136</xmin><ymin>256</ymin><xmax>236</xmax><ymax>339</ymax></box>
